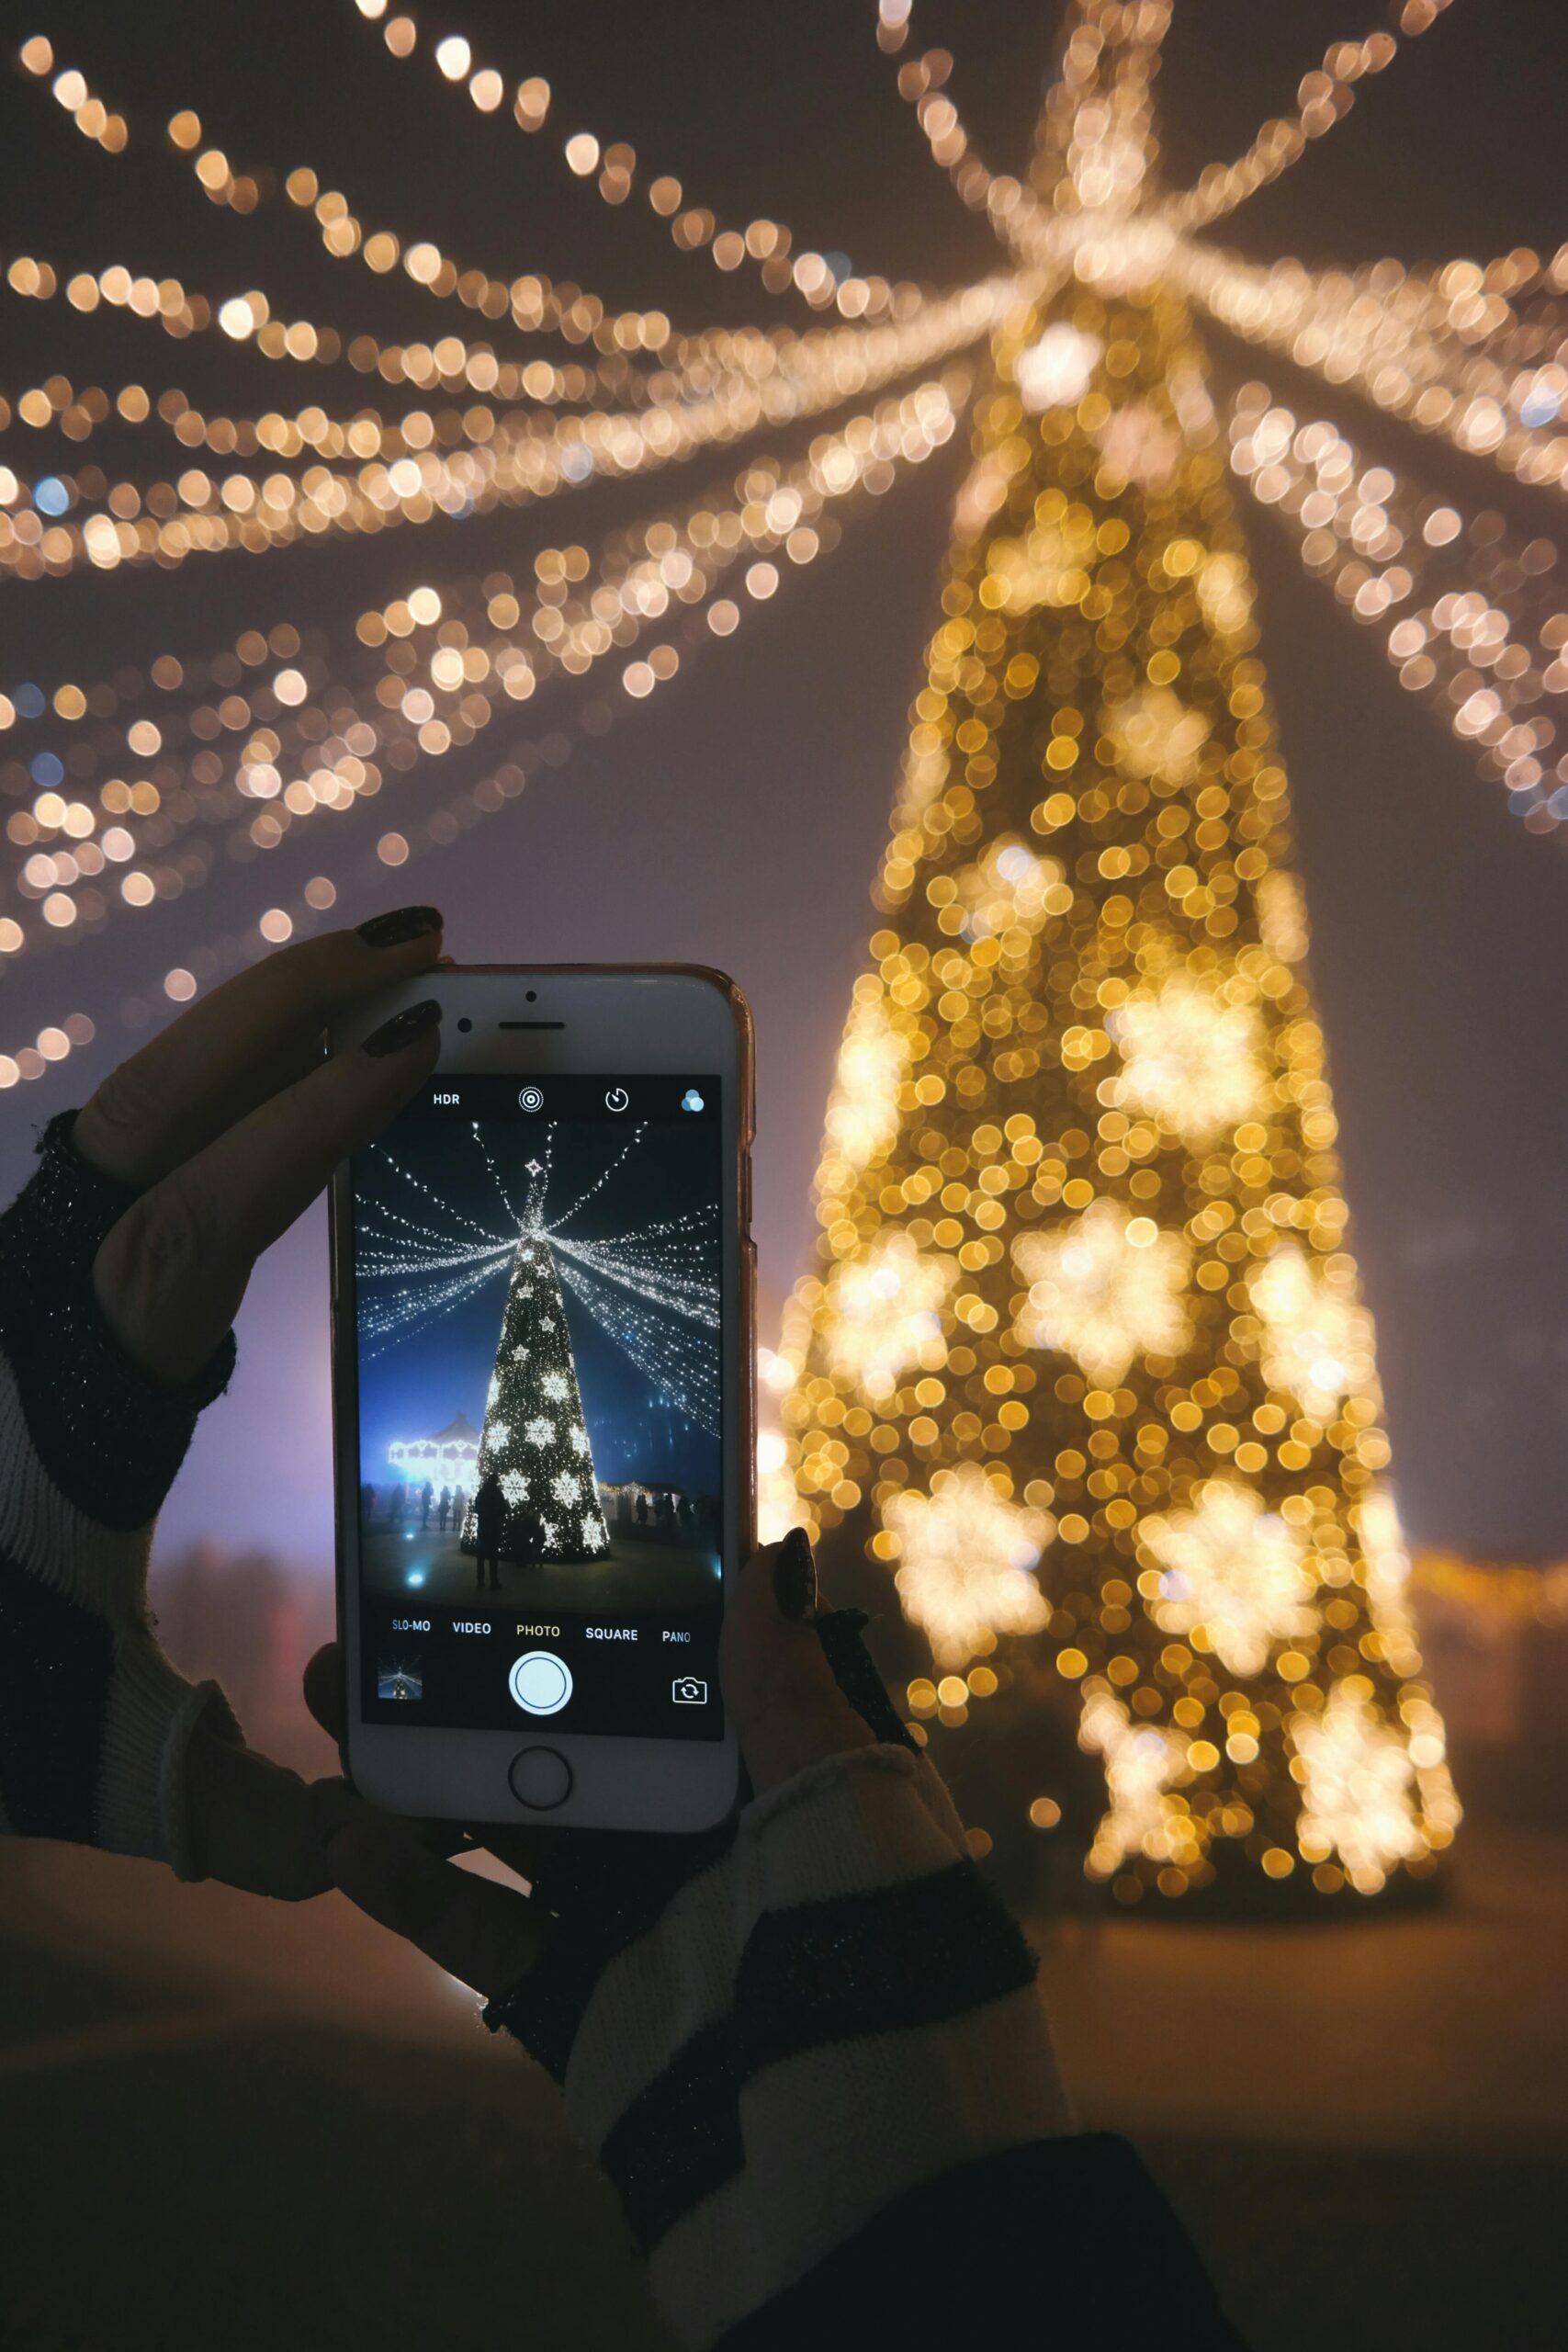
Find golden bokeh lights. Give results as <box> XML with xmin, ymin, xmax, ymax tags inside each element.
<box><xmin>9</xmin><ymin>0</ymin><xmax>1547</xmax><ymax>1901</ymax></box>
<box><xmin>774</xmin><ymin>2</ymin><xmax>1472</xmax><ymax>1903</ymax></box>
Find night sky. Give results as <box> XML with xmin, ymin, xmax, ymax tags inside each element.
<box><xmin>3</xmin><ymin>2</ymin><xmax>1567</xmax><ymax>1561</ymax></box>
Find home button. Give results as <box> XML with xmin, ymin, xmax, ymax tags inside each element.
<box><xmin>509</xmin><ymin>1746</ymin><xmax>573</xmax><ymax>1811</ymax></box>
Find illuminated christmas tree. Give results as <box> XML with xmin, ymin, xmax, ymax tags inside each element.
<box><xmin>777</xmin><ymin>13</ymin><xmax>1460</xmax><ymax>1905</ymax></box>
<box><xmin>468</xmin><ymin>1226</ymin><xmax>611</xmax><ymax>1566</ymax></box>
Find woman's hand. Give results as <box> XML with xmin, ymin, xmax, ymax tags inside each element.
<box><xmin>0</xmin><ymin>907</ymin><xmax>446</xmax><ymax>1895</ymax></box>
<box><xmin>80</xmin><ymin>909</ymin><xmax>446</xmax><ymax>1388</ymax></box>
<box><xmin>302</xmin><ymin>1528</ymin><xmax>877</xmax><ymax>1994</ymax></box>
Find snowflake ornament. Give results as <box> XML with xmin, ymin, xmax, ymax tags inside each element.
<box><xmin>883</xmin><ymin>1465</ymin><xmax>1051</xmax><ymax>1668</ymax></box>
<box><xmin>1015</xmin><ymin>322</ymin><xmax>1101</xmax><ymax>411</ymax></box>
<box><xmin>825</xmin><ymin>1231</ymin><xmax>953</xmax><ymax>1401</ymax></box>
<box><xmin>525</xmin><ymin>1417</ymin><xmax>555</xmax><ymax>1446</ymax></box>
<box><xmin>824</xmin><ymin>992</ymin><xmax>908</xmax><ymax>1175</ymax></box>
<box><xmin>1013</xmin><ymin>1201</ymin><xmax>1190</xmax><ymax>1385</ymax></box>
<box><xmin>1078</xmin><ymin>1690</ymin><xmax>1189</xmax><ymax>1877</ymax></box>
<box><xmin>501</xmin><ymin>1470</ymin><xmax>530</xmax><ymax>1506</ymax></box>
<box><xmin>1291</xmin><ymin>1684</ymin><xmax>1422</xmax><ymax>1891</ymax></box>
<box><xmin>1108</xmin><ymin>971</ymin><xmax>1266</xmax><ymax>1145</ymax></box>
<box><xmin>1093</xmin><ymin>399</ymin><xmax>1182</xmax><ymax>491</ymax></box>
<box><xmin>1249</xmin><ymin>1243</ymin><xmax>1373</xmax><ymax>1420</ymax></box>
<box><xmin>1103</xmin><ymin>684</ymin><xmax>1211</xmax><ymax>786</ymax></box>
<box><xmin>540</xmin><ymin>1371</ymin><xmax>569</xmax><ymax>1402</ymax></box>
<box><xmin>1139</xmin><ymin>1479</ymin><xmax>1316</xmax><ymax>1678</ymax></box>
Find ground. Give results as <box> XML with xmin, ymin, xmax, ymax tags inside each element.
<box><xmin>2</xmin><ymin>1790</ymin><xmax>1562</xmax><ymax>2348</ymax></box>
<box><xmin>363</xmin><ymin>1519</ymin><xmax>720</xmax><ymax>1612</ymax></box>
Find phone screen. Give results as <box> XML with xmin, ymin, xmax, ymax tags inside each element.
<box><xmin>348</xmin><ymin>1074</ymin><xmax>726</xmax><ymax>1742</ymax></box>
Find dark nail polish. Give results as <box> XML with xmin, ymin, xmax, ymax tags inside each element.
<box><xmin>357</xmin><ymin>905</ymin><xmax>443</xmax><ymax>949</ymax></box>
<box><xmin>364</xmin><ymin>999</ymin><xmax>441</xmax><ymax>1057</ymax></box>
<box><xmin>773</xmin><ymin>1524</ymin><xmax>818</xmax><ymax>1621</ymax></box>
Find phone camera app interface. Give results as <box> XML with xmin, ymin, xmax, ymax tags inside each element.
<box><xmin>352</xmin><ymin>1077</ymin><xmax>724</xmax><ymax>1740</ymax></box>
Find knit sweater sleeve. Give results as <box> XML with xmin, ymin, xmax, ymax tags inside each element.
<box><xmin>0</xmin><ymin>1112</ymin><xmax>240</xmax><ymax>1873</ymax></box>
<box><xmin>486</xmin><ymin>1613</ymin><xmax>1244</xmax><ymax>2349</ymax></box>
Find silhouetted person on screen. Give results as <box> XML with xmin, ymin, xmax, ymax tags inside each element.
<box><xmin>420</xmin><ymin>1478</ymin><xmax>434</xmax><ymax>1528</ymax></box>
<box><xmin>437</xmin><ymin>1485</ymin><xmax>451</xmax><ymax>1532</ymax></box>
<box><xmin>636</xmin><ymin>1490</ymin><xmax>649</xmax><ymax>1532</ymax></box>
<box><xmin>473</xmin><ymin>1472</ymin><xmax>505</xmax><ymax>1591</ymax></box>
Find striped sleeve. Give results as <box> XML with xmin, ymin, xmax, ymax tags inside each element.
<box><xmin>0</xmin><ymin>1112</ymin><xmax>239</xmax><ymax>1871</ymax></box>
<box><xmin>493</xmin><ymin>1740</ymin><xmax>1078</xmax><ymax>2348</ymax></box>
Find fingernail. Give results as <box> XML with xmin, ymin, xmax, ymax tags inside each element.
<box><xmin>773</xmin><ymin>1524</ymin><xmax>818</xmax><ymax>1621</ymax></box>
<box><xmin>357</xmin><ymin>905</ymin><xmax>443</xmax><ymax>949</ymax></box>
<box><xmin>364</xmin><ymin>998</ymin><xmax>441</xmax><ymax>1057</ymax></box>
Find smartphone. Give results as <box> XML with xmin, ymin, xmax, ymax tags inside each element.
<box><xmin>329</xmin><ymin>966</ymin><xmax>753</xmax><ymax>1831</ymax></box>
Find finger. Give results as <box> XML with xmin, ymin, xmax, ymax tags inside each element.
<box><xmin>94</xmin><ymin>998</ymin><xmax>441</xmax><ymax>1384</ymax></box>
<box><xmin>321</xmin><ymin>1804</ymin><xmax>546</xmax><ymax>1997</ymax></box>
<box><xmin>303</xmin><ymin>1643</ymin><xmax>345</xmax><ymax>1742</ymax></box>
<box><xmin>74</xmin><ymin>909</ymin><xmax>445</xmax><ymax>1190</ymax></box>
<box><xmin>185</xmin><ymin>1727</ymin><xmax>332</xmax><ymax>1903</ymax></box>
<box><xmin>719</xmin><ymin>1528</ymin><xmax>875</xmax><ymax>1795</ymax></box>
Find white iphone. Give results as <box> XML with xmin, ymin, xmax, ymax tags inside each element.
<box><xmin>329</xmin><ymin>966</ymin><xmax>753</xmax><ymax>1830</ymax></box>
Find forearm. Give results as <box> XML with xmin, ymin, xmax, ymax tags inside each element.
<box><xmin>487</xmin><ymin>1611</ymin><xmax>1242</xmax><ymax>2349</ymax></box>
<box><xmin>0</xmin><ymin>1113</ymin><xmax>237</xmax><ymax>1869</ymax></box>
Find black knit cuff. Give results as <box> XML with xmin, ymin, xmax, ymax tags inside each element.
<box><xmin>0</xmin><ymin>1112</ymin><xmax>235</xmax><ymax>1531</ymax></box>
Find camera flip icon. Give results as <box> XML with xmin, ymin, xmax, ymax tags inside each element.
<box><xmin>671</xmin><ymin>1674</ymin><xmax>708</xmax><ymax>1705</ymax></box>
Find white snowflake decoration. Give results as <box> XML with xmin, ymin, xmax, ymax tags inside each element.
<box><xmin>1291</xmin><ymin>1684</ymin><xmax>1422</xmax><ymax>1891</ymax></box>
<box><xmin>1256</xmin><ymin>868</ymin><xmax>1309</xmax><ymax>964</ymax></box>
<box><xmin>1078</xmin><ymin>1690</ymin><xmax>1189</xmax><ymax>1876</ymax></box>
<box><xmin>1108</xmin><ymin>971</ymin><xmax>1266</xmax><ymax>1145</ymax></box>
<box><xmin>1103</xmin><ymin>684</ymin><xmax>1211</xmax><ymax>786</ymax></box>
<box><xmin>1250</xmin><ymin>1241</ymin><xmax>1372</xmax><ymax>1420</ymax></box>
<box><xmin>540</xmin><ymin>1371</ymin><xmax>570</xmax><ymax>1402</ymax></box>
<box><xmin>825</xmin><ymin>1232</ymin><xmax>953</xmax><ymax>1401</ymax></box>
<box><xmin>824</xmin><ymin>991</ymin><xmax>908</xmax><ymax>1174</ymax></box>
<box><xmin>1016</xmin><ymin>322</ymin><xmax>1101</xmax><ymax>412</ymax></box>
<box><xmin>552</xmin><ymin>1470</ymin><xmax>581</xmax><ymax>1506</ymax></box>
<box><xmin>1249</xmin><ymin>1243</ymin><xmax>1373</xmax><ymax>1421</ymax></box>
<box><xmin>487</xmin><ymin>1375</ymin><xmax>501</xmax><ymax>1408</ymax></box>
<box><xmin>581</xmin><ymin>1510</ymin><xmax>604</xmax><ymax>1550</ymax></box>
<box><xmin>883</xmin><ymin>1465</ymin><xmax>1051</xmax><ymax>1668</ymax></box>
<box><xmin>1352</xmin><ymin>1487</ymin><xmax>1413</xmax><ymax>1622</ymax></box>
<box><xmin>986</xmin><ymin>518</ymin><xmax>1094</xmax><ymax>614</ymax></box>
<box><xmin>569</xmin><ymin>1424</ymin><xmax>590</xmax><ymax>1455</ymax></box>
<box><xmin>1093</xmin><ymin>400</ymin><xmax>1182</xmax><ymax>492</ymax></box>
<box><xmin>952</xmin><ymin>837</ymin><xmax>1068</xmax><ymax>937</ymax></box>
<box><xmin>538</xmin><ymin>1517</ymin><xmax>557</xmax><ymax>1546</ymax></box>
<box><xmin>501</xmin><ymin>1470</ymin><xmax>530</xmax><ymax>1506</ymax></box>
<box><xmin>525</xmin><ymin>1417</ymin><xmax>555</xmax><ymax>1446</ymax></box>
<box><xmin>1013</xmin><ymin>1201</ymin><xmax>1190</xmax><ymax>1385</ymax></box>
<box><xmin>486</xmin><ymin>1421</ymin><xmax>511</xmax><ymax>1450</ymax></box>
<box><xmin>1139</xmin><ymin>1479</ymin><xmax>1316</xmax><ymax>1678</ymax></box>
<box><xmin>1195</xmin><ymin>549</ymin><xmax>1254</xmax><ymax>636</ymax></box>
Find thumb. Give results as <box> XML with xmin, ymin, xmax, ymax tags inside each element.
<box><xmin>719</xmin><ymin>1529</ymin><xmax>875</xmax><ymax>1795</ymax></box>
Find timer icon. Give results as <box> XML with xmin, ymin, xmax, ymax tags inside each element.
<box><xmin>604</xmin><ymin>1086</ymin><xmax>629</xmax><ymax>1113</ymax></box>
